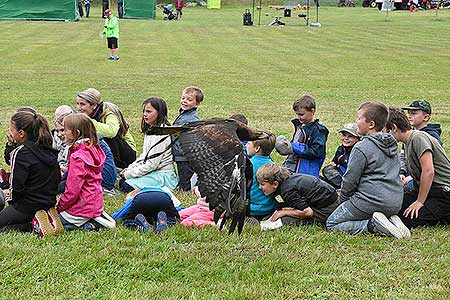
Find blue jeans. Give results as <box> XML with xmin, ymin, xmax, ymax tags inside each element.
<box><xmin>326</xmin><ymin>200</ymin><xmax>372</xmax><ymax>235</ymax></box>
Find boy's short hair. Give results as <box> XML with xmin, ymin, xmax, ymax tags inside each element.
<box><xmin>386</xmin><ymin>107</ymin><xmax>411</xmax><ymax>132</ymax></box>
<box><xmin>293</xmin><ymin>94</ymin><xmax>316</xmax><ymax>111</ymax></box>
<box><xmin>358</xmin><ymin>101</ymin><xmax>388</xmax><ymax>132</ymax></box>
<box><xmin>256</xmin><ymin>163</ymin><xmax>291</xmax><ymax>184</ymax></box>
<box><xmin>229</xmin><ymin>114</ymin><xmax>248</xmax><ymax>125</ymax></box>
<box><xmin>252</xmin><ymin>131</ymin><xmax>276</xmax><ymax>156</ymax></box>
<box><xmin>402</xmin><ymin>99</ymin><xmax>432</xmax><ymax>115</ymax></box>
<box><xmin>183</xmin><ymin>86</ymin><xmax>204</xmax><ymax>104</ymax></box>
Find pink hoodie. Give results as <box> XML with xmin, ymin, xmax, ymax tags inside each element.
<box><xmin>58</xmin><ymin>140</ymin><xmax>106</xmax><ymax>218</ymax></box>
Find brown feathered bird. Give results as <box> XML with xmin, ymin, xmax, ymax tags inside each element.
<box><xmin>145</xmin><ymin>118</ymin><xmax>268</xmax><ymax>234</ymax></box>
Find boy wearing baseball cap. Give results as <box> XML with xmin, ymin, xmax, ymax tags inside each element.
<box><xmin>322</xmin><ymin>123</ymin><xmax>361</xmax><ymax>189</ymax></box>
<box><xmin>102</xmin><ymin>9</ymin><xmax>120</xmax><ymax>61</ymax></box>
<box><xmin>401</xmin><ymin>99</ymin><xmax>442</xmax><ymax>144</ymax></box>
<box><xmin>400</xmin><ymin>100</ymin><xmax>442</xmax><ymax>190</ymax></box>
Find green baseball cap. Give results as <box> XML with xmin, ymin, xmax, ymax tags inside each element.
<box><xmin>402</xmin><ymin>99</ymin><xmax>432</xmax><ymax>115</ymax></box>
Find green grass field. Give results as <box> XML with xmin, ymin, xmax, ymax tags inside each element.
<box><xmin>1</xmin><ymin>6</ymin><xmax>450</xmax><ymax>299</ymax></box>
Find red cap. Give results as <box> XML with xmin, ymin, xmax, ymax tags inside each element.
<box><xmin>104</xmin><ymin>9</ymin><xmax>112</xmax><ymax>16</ymax></box>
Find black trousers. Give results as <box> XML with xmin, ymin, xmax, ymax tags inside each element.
<box><xmin>400</xmin><ymin>186</ymin><xmax>450</xmax><ymax>228</ymax></box>
<box><xmin>0</xmin><ymin>205</ymin><xmax>33</xmax><ymax>232</ymax></box>
<box><xmin>123</xmin><ymin>191</ymin><xmax>179</xmax><ymax>225</ymax></box>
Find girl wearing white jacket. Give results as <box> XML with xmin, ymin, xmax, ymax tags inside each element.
<box><xmin>119</xmin><ymin>98</ymin><xmax>177</xmax><ymax>193</ymax></box>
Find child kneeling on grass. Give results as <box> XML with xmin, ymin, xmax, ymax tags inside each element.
<box><xmin>256</xmin><ymin>163</ymin><xmax>338</xmax><ymax>230</ymax></box>
<box><xmin>325</xmin><ymin>101</ymin><xmax>410</xmax><ymax>239</ymax></box>
<box><xmin>57</xmin><ymin>114</ymin><xmax>115</xmax><ymax>231</ymax></box>
<box><xmin>113</xmin><ymin>187</ymin><xmax>180</xmax><ymax>234</ymax></box>
<box><xmin>0</xmin><ymin>109</ymin><xmax>61</xmax><ymax>237</ymax></box>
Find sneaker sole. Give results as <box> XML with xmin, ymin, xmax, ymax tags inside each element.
<box><xmin>372</xmin><ymin>212</ymin><xmax>403</xmax><ymax>239</ymax></box>
<box><xmin>47</xmin><ymin>207</ymin><xmax>64</xmax><ymax>234</ymax></box>
<box><xmin>34</xmin><ymin>210</ymin><xmax>55</xmax><ymax>237</ymax></box>
<box><xmin>389</xmin><ymin>215</ymin><xmax>411</xmax><ymax>238</ymax></box>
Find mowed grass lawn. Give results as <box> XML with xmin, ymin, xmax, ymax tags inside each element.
<box><xmin>2</xmin><ymin>6</ymin><xmax>450</xmax><ymax>299</ymax></box>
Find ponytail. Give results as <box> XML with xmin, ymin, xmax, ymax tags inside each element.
<box><xmin>35</xmin><ymin>114</ymin><xmax>53</xmax><ymax>148</ymax></box>
<box><xmin>11</xmin><ymin>109</ymin><xmax>53</xmax><ymax>148</ymax></box>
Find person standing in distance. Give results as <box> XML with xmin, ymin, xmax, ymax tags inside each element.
<box><xmin>103</xmin><ymin>9</ymin><xmax>120</xmax><ymax>61</ymax></box>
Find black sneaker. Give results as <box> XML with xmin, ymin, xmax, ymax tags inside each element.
<box><xmin>154</xmin><ymin>211</ymin><xmax>168</xmax><ymax>234</ymax></box>
<box><xmin>134</xmin><ymin>214</ymin><xmax>153</xmax><ymax>233</ymax></box>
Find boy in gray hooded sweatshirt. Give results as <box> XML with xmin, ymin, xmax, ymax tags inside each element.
<box><xmin>326</xmin><ymin>101</ymin><xmax>410</xmax><ymax>239</ymax></box>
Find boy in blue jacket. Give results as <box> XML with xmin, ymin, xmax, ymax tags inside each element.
<box><xmin>173</xmin><ymin>86</ymin><xmax>204</xmax><ymax>191</ymax></box>
<box><xmin>275</xmin><ymin>94</ymin><xmax>329</xmax><ymax>177</ymax></box>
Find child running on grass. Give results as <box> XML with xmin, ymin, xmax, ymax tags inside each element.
<box><xmin>0</xmin><ymin>108</ymin><xmax>61</xmax><ymax>237</ymax></box>
<box><xmin>57</xmin><ymin>113</ymin><xmax>115</xmax><ymax>231</ymax></box>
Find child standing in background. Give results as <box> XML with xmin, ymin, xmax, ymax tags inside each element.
<box><xmin>172</xmin><ymin>86</ymin><xmax>204</xmax><ymax>191</ymax></box>
<box><xmin>275</xmin><ymin>94</ymin><xmax>329</xmax><ymax>178</ymax></box>
<box><xmin>103</xmin><ymin>9</ymin><xmax>120</xmax><ymax>61</ymax></box>
<box><xmin>58</xmin><ymin>113</ymin><xmax>115</xmax><ymax>231</ymax></box>
<box><xmin>175</xmin><ymin>0</ymin><xmax>184</xmax><ymax>19</ymax></box>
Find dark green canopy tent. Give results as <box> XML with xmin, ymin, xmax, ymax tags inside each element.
<box><xmin>0</xmin><ymin>0</ymin><xmax>79</xmax><ymax>21</ymax></box>
<box><xmin>124</xmin><ymin>0</ymin><xmax>156</xmax><ymax>19</ymax></box>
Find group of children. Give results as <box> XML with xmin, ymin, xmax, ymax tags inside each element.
<box><xmin>1</xmin><ymin>89</ymin><xmax>449</xmax><ymax>239</ymax></box>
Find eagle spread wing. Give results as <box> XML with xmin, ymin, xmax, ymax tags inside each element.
<box><xmin>146</xmin><ymin>118</ymin><xmax>267</xmax><ymax>234</ymax></box>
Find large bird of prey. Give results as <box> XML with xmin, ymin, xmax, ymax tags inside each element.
<box><xmin>145</xmin><ymin>118</ymin><xmax>268</xmax><ymax>234</ymax></box>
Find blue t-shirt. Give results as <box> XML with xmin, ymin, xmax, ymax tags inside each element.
<box><xmin>250</xmin><ymin>155</ymin><xmax>276</xmax><ymax>216</ymax></box>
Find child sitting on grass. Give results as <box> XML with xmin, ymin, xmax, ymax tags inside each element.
<box><xmin>256</xmin><ymin>163</ymin><xmax>338</xmax><ymax>229</ymax></box>
<box><xmin>322</xmin><ymin>123</ymin><xmax>361</xmax><ymax>189</ymax></box>
<box><xmin>58</xmin><ymin>113</ymin><xmax>115</xmax><ymax>231</ymax></box>
<box><xmin>387</xmin><ymin>107</ymin><xmax>450</xmax><ymax>228</ymax></box>
<box><xmin>119</xmin><ymin>97</ymin><xmax>177</xmax><ymax>192</ymax></box>
<box><xmin>0</xmin><ymin>108</ymin><xmax>61</xmax><ymax>236</ymax></box>
<box><xmin>247</xmin><ymin>131</ymin><xmax>277</xmax><ymax>220</ymax></box>
<box><xmin>399</xmin><ymin>99</ymin><xmax>443</xmax><ymax>191</ymax></box>
<box><xmin>326</xmin><ymin>101</ymin><xmax>410</xmax><ymax>239</ymax></box>
<box><xmin>275</xmin><ymin>94</ymin><xmax>329</xmax><ymax>177</ymax></box>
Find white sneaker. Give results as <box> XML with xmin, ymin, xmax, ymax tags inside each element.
<box><xmin>371</xmin><ymin>212</ymin><xmax>403</xmax><ymax>239</ymax></box>
<box><xmin>389</xmin><ymin>215</ymin><xmax>411</xmax><ymax>238</ymax></box>
<box><xmin>260</xmin><ymin>218</ymin><xmax>283</xmax><ymax>231</ymax></box>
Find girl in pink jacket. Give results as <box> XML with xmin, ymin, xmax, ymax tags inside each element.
<box><xmin>58</xmin><ymin>113</ymin><xmax>115</xmax><ymax>231</ymax></box>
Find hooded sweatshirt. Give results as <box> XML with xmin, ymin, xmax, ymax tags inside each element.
<box><xmin>340</xmin><ymin>132</ymin><xmax>403</xmax><ymax>215</ymax></box>
<box><xmin>9</xmin><ymin>141</ymin><xmax>60</xmax><ymax>214</ymax></box>
<box><xmin>58</xmin><ymin>140</ymin><xmax>106</xmax><ymax>218</ymax></box>
<box><xmin>421</xmin><ymin>123</ymin><xmax>442</xmax><ymax>145</ymax></box>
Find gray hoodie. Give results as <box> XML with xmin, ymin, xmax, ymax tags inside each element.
<box><xmin>340</xmin><ymin>132</ymin><xmax>403</xmax><ymax>215</ymax></box>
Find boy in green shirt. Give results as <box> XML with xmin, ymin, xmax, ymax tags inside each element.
<box><xmin>387</xmin><ymin>107</ymin><xmax>450</xmax><ymax>228</ymax></box>
<box><xmin>103</xmin><ymin>9</ymin><xmax>120</xmax><ymax>61</ymax></box>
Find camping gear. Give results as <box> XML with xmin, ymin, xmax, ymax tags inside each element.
<box><xmin>243</xmin><ymin>9</ymin><xmax>253</xmax><ymax>26</ymax></box>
